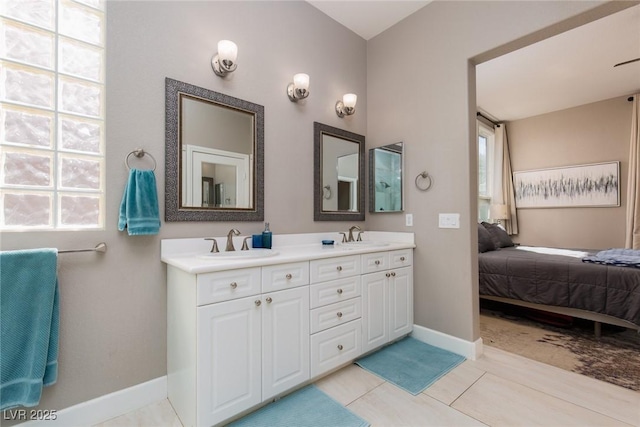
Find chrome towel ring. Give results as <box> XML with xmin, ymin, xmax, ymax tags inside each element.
<box><xmin>415</xmin><ymin>171</ymin><xmax>433</xmax><ymax>191</ymax></box>
<box><xmin>125</xmin><ymin>148</ymin><xmax>157</xmax><ymax>171</ymax></box>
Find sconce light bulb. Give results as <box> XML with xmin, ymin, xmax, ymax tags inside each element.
<box><xmin>343</xmin><ymin>93</ymin><xmax>357</xmax><ymax>109</ymax></box>
<box><xmin>218</xmin><ymin>40</ymin><xmax>238</xmax><ymax>63</ymax></box>
<box><xmin>294</xmin><ymin>73</ymin><xmax>310</xmax><ymax>91</ymax></box>
<box><xmin>336</xmin><ymin>93</ymin><xmax>357</xmax><ymax>117</ymax></box>
<box><xmin>287</xmin><ymin>73</ymin><xmax>310</xmax><ymax>102</ymax></box>
<box><xmin>212</xmin><ymin>39</ymin><xmax>238</xmax><ymax>77</ymax></box>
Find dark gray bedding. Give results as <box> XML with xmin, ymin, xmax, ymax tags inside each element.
<box><xmin>479</xmin><ymin>246</ymin><xmax>640</xmax><ymax>327</ymax></box>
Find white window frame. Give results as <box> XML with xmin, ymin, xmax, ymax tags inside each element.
<box><xmin>478</xmin><ymin>121</ymin><xmax>495</xmax><ymax>222</ymax></box>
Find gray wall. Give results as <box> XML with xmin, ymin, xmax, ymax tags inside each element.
<box><xmin>1</xmin><ymin>0</ymin><xmax>632</xmax><ymax>415</ymax></box>
<box><xmin>365</xmin><ymin>0</ymin><xmax>625</xmax><ymax>342</ymax></box>
<box><xmin>508</xmin><ymin>96</ymin><xmax>632</xmax><ymax>249</ymax></box>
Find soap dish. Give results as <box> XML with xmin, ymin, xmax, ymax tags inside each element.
<box><xmin>322</xmin><ymin>240</ymin><xmax>335</xmax><ymax>246</ymax></box>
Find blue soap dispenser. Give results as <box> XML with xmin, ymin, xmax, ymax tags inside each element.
<box><xmin>262</xmin><ymin>222</ymin><xmax>272</xmax><ymax>249</ymax></box>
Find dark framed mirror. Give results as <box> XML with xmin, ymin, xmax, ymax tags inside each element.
<box><xmin>314</xmin><ymin>122</ymin><xmax>365</xmax><ymax>221</ymax></box>
<box><xmin>165</xmin><ymin>78</ymin><xmax>264</xmax><ymax>221</ymax></box>
<box><xmin>369</xmin><ymin>142</ymin><xmax>404</xmax><ymax>213</ymax></box>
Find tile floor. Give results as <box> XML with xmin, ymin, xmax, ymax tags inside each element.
<box><xmin>95</xmin><ymin>346</ymin><xmax>640</xmax><ymax>427</ymax></box>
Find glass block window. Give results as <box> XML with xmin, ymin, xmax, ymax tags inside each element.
<box><xmin>1</xmin><ymin>0</ymin><xmax>105</xmax><ymax>230</ymax></box>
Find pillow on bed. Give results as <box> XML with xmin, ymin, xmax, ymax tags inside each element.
<box><xmin>481</xmin><ymin>221</ymin><xmax>514</xmax><ymax>248</ymax></box>
<box><xmin>478</xmin><ymin>223</ymin><xmax>497</xmax><ymax>253</ymax></box>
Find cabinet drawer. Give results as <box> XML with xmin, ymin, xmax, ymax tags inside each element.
<box><xmin>310</xmin><ymin>297</ymin><xmax>361</xmax><ymax>334</ymax></box>
<box><xmin>389</xmin><ymin>249</ymin><xmax>413</xmax><ymax>269</ymax></box>
<box><xmin>310</xmin><ymin>276</ymin><xmax>361</xmax><ymax>309</ymax></box>
<box><xmin>361</xmin><ymin>252</ymin><xmax>390</xmax><ymax>274</ymax></box>
<box><xmin>310</xmin><ymin>255</ymin><xmax>360</xmax><ymax>283</ymax></box>
<box><xmin>310</xmin><ymin>319</ymin><xmax>361</xmax><ymax>379</ymax></box>
<box><xmin>197</xmin><ymin>267</ymin><xmax>261</xmax><ymax>305</ymax></box>
<box><xmin>262</xmin><ymin>261</ymin><xmax>309</xmax><ymax>293</ymax></box>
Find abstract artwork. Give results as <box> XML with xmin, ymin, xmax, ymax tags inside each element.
<box><xmin>513</xmin><ymin>161</ymin><xmax>620</xmax><ymax>208</ymax></box>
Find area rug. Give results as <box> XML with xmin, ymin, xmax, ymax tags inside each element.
<box><xmin>355</xmin><ymin>337</ymin><xmax>466</xmax><ymax>395</ymax></box>
<box><xmin>480</xmin><ymin>304</ymin><xmax>640</xmax><ymax>391</ymax></box>
<box><xmin>227</xmin><ymin>385</ymin><xmax>369</xmax><ymax>427</ymax></box>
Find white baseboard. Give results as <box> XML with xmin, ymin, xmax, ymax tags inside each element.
<box><xmin>411</xmin><ymin>324</ymin><xmax>484</xmax><ymax>360</ymax></box>
<box><xmin>20</xmin><ymin>376</ymin><xmax>167</xmax><ymax>427</ymax></box>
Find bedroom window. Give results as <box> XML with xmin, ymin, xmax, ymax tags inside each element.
<box><xmin>478</xmin><ymin>122</ymin><xmax>495</xmax><ymax>221</ymax></box>
<box><xmin>0</xmin><ymin>0</ymin><xmax>105</xmax><ymax>231</ymax></box>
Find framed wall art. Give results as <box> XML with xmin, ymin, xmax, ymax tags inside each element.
<box><xmin>513</xmin><ymin>161</ymin><xmax>620</xmax><ymax>208</ymax></box>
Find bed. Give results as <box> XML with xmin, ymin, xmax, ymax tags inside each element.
<box><xmin>477</xmin><ymin>222</ymin><xmax>640</xmax><ymax>335</ymax></box>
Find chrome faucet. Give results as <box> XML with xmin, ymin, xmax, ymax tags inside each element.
<box><xmin>347</xmin><ymin>225</ymin><xmax>362</xmax><ymax>242</ymax></box>
<box><xmin>226</xmin><ymin>229</ymin><xmax>241</xmax><ymax>251</ymax></box>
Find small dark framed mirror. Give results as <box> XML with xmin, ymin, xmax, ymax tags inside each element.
<box><xmin>314</xmin><ymin>122</ymin><xmax>365</xmax><ymax>221</ymax></box>
<box><xmin>369</xmin><ymin>142</ymin><xmax>404</xmax><ymax>213</ymax></box>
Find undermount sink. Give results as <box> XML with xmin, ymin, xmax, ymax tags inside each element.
<box><xmin>340</xmin><ymin>241</ymin><xmax>390</xmax><ymax>249</ymax></box>
<box><xmin>198</xmin><ymin>249</ymin><xmax>279</xmax><ymax>260</ymax></box>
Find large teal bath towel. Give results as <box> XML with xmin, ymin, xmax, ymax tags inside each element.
<box><xmin>0</xmin><ymin>249</ymin><xmax>59</xmax><ymax>410</ymax></box>
<box><xmin>118</xmin><ymin>168</ymin><xmax>160</xmax><ymax>235</ymax></box>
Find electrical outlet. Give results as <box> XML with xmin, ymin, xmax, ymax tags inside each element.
<box><xmin>405</xmin><ymin>213</ymin><xmax>413</xmax><ymax>227</ymax></box>
<box><xmin>438</xmin><ymin>213</ymin><xmax>460</xmax><ymax>229</ymax></box>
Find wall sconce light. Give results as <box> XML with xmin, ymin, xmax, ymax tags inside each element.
<box><xmin>287</xmin><ymin>73</ymin><xmax>310</xmax><ymax>102</ymax></box>
<box><xmin>336</xmin><ymin>93</ymin><xmax>357</xmax><ymax>117</ymax></box>
<box><xmin>211</xmin><ymin>40</ymin><xmax>238</xmax><ymax>77</ymax></box>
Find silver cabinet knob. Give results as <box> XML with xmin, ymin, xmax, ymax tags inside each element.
<box><xmin>337</xmin><ymin>312</ymin><xmax>343</xmax><ymax>318</ymax></box>
<box><xmin>400</xmin><ymin>256</ymin><xmax>406</xmax><ymax>261</ymax></box>
<box><xmin>266</xmin><ymin>297</ymin><xmax>272</xmax><ymax>303</ymax></box>
<box><xmin>285</xmin><ymin>273</ymin><xmax>292</xmax><ymax>280</ymax></box>
<box><xmin>337</xmin><ymin>344</ymin><xmax>343</xmax><ymax>350</ymax></box>
<box><xmin>337</xmin><ymin>288</ymin><xmax>343</xmax><ymax>294</ymax></box>
<box><xmin>391</xmin><ymin>272</ymin><xmax>396</xmax><ymax>277</ymax></box>
<box><xmin>230</xmin><ymin>282</ymin><xmax>238</xmax><ymax>289</ymax></box>
<box><xmin>255</xmin><ymin>300</ymin><xmax>261</xmax><ymax>306</ymax></box>
<box><xmin>386</xmin><ymin>272</ymin><xmax>391</xmax><ymax>277</ymax></box>
<box><xmin>336</xmin><ymin>266</ymin><xmax>343</xmax><ymax>271</ymax></box>
<box><xmin>375</xmin><ymin>260</ymin><xmax>380</xmax><ymax>265</ymax></box>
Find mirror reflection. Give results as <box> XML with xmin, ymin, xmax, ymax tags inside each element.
<box><xmin>181</xmin><ymin>95</ymin><xmax>253</xmax><ymax>209</ymax></box>
<box><xmin>314</xmin><ymin>122</ymin><xmax>365</xmax><ymax>221</ymax></box>
<box><xmin>369</xmin><ymin>142</ymin><xmax>403</xmax><ymax>213</ymax></box>
<box><xmin>165</xmin><ymin>78</ymin><xmax>264</xmax><ymax>222</ymax></box>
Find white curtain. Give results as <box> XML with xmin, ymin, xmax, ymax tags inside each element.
<box><xmin>625</xmin><ymin>94</ymin><xmax>640</xmax><ymax>249</ymax></box>
<box><xmin>495</xmin><ymin>124</ymin><xmax>519</xmax><ymax>235</ymax></box>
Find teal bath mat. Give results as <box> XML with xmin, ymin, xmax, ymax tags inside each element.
<box><xmin>227</xmin><ymin>385</ymin><xmax>369</xmax><ymax>427</ymax></box>
<box><xmin>355</xmin><ymin>336</ymin><xmax>465</xmax><ymax>395</ymax></box>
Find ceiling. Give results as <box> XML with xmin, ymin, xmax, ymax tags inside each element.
<box><xmin>307</xmin><ymin>2</ymin><xmax>640</xmax><ymax>122</ymax></box>
<box><xmin>306</xmin><ymin>1</ymin><xmax>430</xmax><ymax>41</ymax></box>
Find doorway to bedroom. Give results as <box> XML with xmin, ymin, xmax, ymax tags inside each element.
<box><xmin>474</xmin><ymin>3</ymin><xmax>640</xmax><ymax>392</ymax></box>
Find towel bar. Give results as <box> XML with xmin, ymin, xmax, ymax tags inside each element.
<box><xmin>58</xmin><ymin>242</ymin><xmax>107</xmax><ymax>254</ymax></box>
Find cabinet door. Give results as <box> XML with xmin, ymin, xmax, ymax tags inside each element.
<box><xmin>197</xmin><ymin>297</ymin><xmax>262</xmax><ymax>427</ymax></box>
<box><xmin>262</xmin><ymin>286</ymin><xmax>310</xmax><ymax>400</ymax></box>
<box><xmin>361</xmin><ymin>271</ymin><xmax>389</xmax><ymax>354</ymax></box>
<box><xmin>389</xmin><ymin>267</ymin><xmax>413</xmax><ymax>341</ymax></box>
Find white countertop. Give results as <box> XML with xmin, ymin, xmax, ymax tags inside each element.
<box><xmin>161</xmin><ymin>231</ymin><xmax>415</xmax><ymax>274</ymax></box>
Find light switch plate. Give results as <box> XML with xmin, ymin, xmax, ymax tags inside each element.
<box><xmin>439</xmin><ymin>213</ymin><xmax>460</xmax><ymax>228</ymax></box>
<box><xmin>405</xmin><ymin>213</ymin><xmax>413</xmax><ymax>227</ymax></box>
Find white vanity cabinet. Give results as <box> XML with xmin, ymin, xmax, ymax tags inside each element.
<box><xmin>167</xmin><ymin>263</ymin><xmax>310</xmax><ymax>427</ymax></box>
<box><xmin>163</xmin><ymin>233</ymin><xmax>414</xmax><ymax>427</ymax></box>
<box><xmin>361</xmin><ymin>249</ymin><xmax>413</xmax><ymax>354</ymax></box>
<box><xmin>309</xmin><ymin>256</ymin><xmax>363</xmax><ymax>378</ymax></box>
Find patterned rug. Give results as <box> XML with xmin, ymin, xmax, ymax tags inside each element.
<box><xmin>480</xmin><ymin>301</ymin><xmax>640</xmax><ymax>391</ymax></box>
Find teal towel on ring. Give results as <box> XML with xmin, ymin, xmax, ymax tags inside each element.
<box><xmin>118</xmin><ymin>168</ymin><xmax>160</xmax><ymax>235</ymax></box>
<box><xmin>0</xmin><ymin>249</ymin><xmax>59</xmax><ymax>410</ymax></box>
